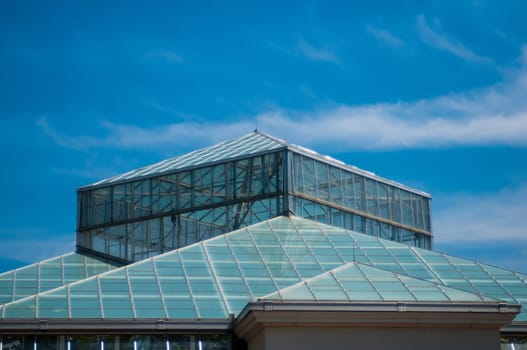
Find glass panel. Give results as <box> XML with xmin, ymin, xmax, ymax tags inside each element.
<box><xmin>38</xmin><ymin>291</ymin><xmax>69</xmax><ymax>318</ymax></box>
<box><xmin>302</xmin><ymin>156</ymin><xmax>316</xmax><ymax>197</ymax></box>
<box><xmin>353</xmin><ymin>174</ymin><xmax>365</xmax><ymax>211</ymax></box>
<box><xmin>329</xmin><ymin>167</ymin><xmax>342</xmax><ymax>205</ymax></box>
<box><xmin>112</xmin><ymin>183</ymin><xmax>131</xmax><ymax>222</ymax></box>
<box><xmin>377</xmin><ymin>183</ymin><xmax>390</xmax><ymax>219</ymax></box>
<box><xmin>164</xmin><ymin>296</ymin><xmax>197</xmax><ymax>318</ymax></box>
<box><xmin>4</xmin><ymin>297</ymin><xmax>37</xmax><ymax>318</ymax></box>
<box><xmin>315</xmin><ymin>161</ymin><xmax>329</xmax><ymax>201</ymax></box>
<box><xmin>70</xmin><ymin>278</ymin><xmax>102</xmax><ymax>318</ymax></box>
<box><xmin>365</xmin><ymin>178</ymin><xmax>378</xmax><ymax>216</ymax></box>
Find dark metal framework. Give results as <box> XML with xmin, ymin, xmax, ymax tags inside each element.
<box><xmin>78</xmin><ymin>151</ymin><xmax>285</xmax><ymax>263</ymax></box>
<box><xmin>77</xmin><ymin>145</ymin><xmax>432</xmax><ymax>264</ymax></box>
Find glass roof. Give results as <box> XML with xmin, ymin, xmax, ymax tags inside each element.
<box><xmin>262</xmin><ymin>262</ymin><xmax>497</xmax><ymax>303</ymax></box>
<box><xmin>2</xmin><ymin>216</ymin><xmax>525</xmax><ymax>322</ymax></box>
<box><xmin>0</xmin><ymin>252</ymin><xmax>121</xmax><ymax>305</ymax></box>
<box><xmin>83</xmin><ymin>131</ymin><xmax>429</xmax><ymax>197</ymax></box>
<box><xmin>87</xmin><ymin>132</ymin><xmax>286</xmax><ymax>187</ymax></box>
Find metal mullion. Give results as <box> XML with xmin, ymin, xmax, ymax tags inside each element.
<box><xmin>381</xmin><ymin>183</ymin><xmax>390</xmax><ymax>221</ymax></box>
<box><xmin>349</xmin><ymin>172</ymin><xmax>356</xmax><ymax>210</ymax></box>
<box><xmin>125</xmin><ymin>267</ymin><xmax>137</xmax><ymax>319</ymax></box>
<box><xmin>283</xmin><ymin>150</ymin><xmax>290</xmax><ymax>214</ymax></box>
<box><xmin>360</xmin><ymin>176</ymin><xmax>367</xmax><ymax>213</ymax></box>
<box><xmin>35</xmin><ymin>293</ymin><xmax>39</xmax><ymax>319</ymax></box>
<box><xmin>407</xmin><ymin>192</ymin><xmax>416</xmax><ymax>228</ymax></box>
<box><xmin>399</xmin><ymin>190</ymin><xmax>405</xmax><ymax>227</ymax></box>
<box><xmin>83</xmin><ymin>255</ymin><xmax>89</xmax><ymax>280</ymax></box>
<box><xmin>96</xmin><ymin>276</ymin><xmax>105</xmax><ymax>319</ymax></box>
<box><xmin>190</xmin><ymin>170</ymin><xmax>195</xmax><ymax>208</ymax></box>
<box><xmin>300</xmin><ymin>155</ymin><xmax>306</xmax><ymax>194</ymax></box>
<box><xmin>11</xmin><ymin>270</ymin><xmax>16</xmax><ymax>303</ymax></box>
<box><xmin>67</xmin><ymin>284</ymin><xmax>72</xmax><ymax>319</ymax></box>
<box><xmin>311</xmin><ymin>158</ymin><xmax>319</xmax><ymax>198</ymax></box>
<box><xmin>233</xmin><ymin>158</ymin><xmax>253</xmax><ymax>228</ymax></box>
<box><xmin>151</xmin><ymin>176</ymin><xmax>159</xmax><ymax>214</ymax></box>
<box><xmin>151</xmin><ymin>258</ymin><xmax>169</xmax><ymax>319</ymax></box>
<box><xmin>178</xmin><ymin>251</ymin><xmax>201</xmax><ymax>318</ymax></box>
<box><xmin>323</xmin><ymin>161</ymin><xmax>331</xmax><ymax>200</ymax></box>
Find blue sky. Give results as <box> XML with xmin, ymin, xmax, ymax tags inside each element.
<box><xmin>1</xmin><ymin>1</ymin><xmax>527</xmax><ymax>274</ymax></box>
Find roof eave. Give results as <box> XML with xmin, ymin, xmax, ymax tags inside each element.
<box><xmin>0</xmin><ymin>318</ymin><xmax>234</xmax><ymax>334</ymax></box>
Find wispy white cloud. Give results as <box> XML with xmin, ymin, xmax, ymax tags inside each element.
<box><xmin>297</xmin><ymin>38</ymin><xmax>340</xmax><ymax>64</ymax></box>
<box><xmin>37</xmin><ymin>117</ymin><xmax>257</xmax><ymax>152</ymax></box>
<box><xmin>36</xmin><ymin>117</ymin><xmax>101</xmax><ymax>152</ymax></box>
<box><xmin>416</xmin><ymin>14</ymin><xmax>491</xmax><ymax>63</ymax></box>
<box><xmin>366</xmin><ymin>24</ymin><xmax>405</xmax><ymax>48</ymax></box>
<box><xmin>433</xmin><ymin>185</ymin><xmax>527</xmax><ymax>244</ymax></box>
<box><xmin>38</xmin><ymin>47</ymin><xmax>527</xmax><ymax>151</ymax></box>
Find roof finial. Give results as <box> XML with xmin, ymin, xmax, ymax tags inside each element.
<box><xmin>254</xmin><ymin>119</ymin><xmax>258</xmax><ymax>133</ymax></box>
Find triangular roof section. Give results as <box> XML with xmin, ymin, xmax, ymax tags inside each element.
<box><xmin>0</xmin><ymin>252</ymin><xmax>121</xmax><ymax>305</ymax></box>
<box><xmin>81</xmin><ymin>131</ymin><xmax>430</xmax><ymax>197</ymax></box>
<box><xmin>261</xmin><ymin>261</ymin><xmax>498</xmax><ymax>303</ymax></box>
<box><xmin>1</xmin><ymin>216</ymin><xmax>526</xmax><ymax>322</ymax></box>
<box><xmin>86</xmin><ymin>131</ymin><xmax>286</xmax><ymax>188</ymax></box>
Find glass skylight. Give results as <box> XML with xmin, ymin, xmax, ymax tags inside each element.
<box><xmin>0</xmin><ymin>252</ymin><xmax>120</xmax><ymax>305</ymax></box>
<box><xmin>2</xmin><ymin>216</ymin><xmax>525</xmax><ymax>322</ymax></box>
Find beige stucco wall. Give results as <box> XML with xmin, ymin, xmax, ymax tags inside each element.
<box><xmin>235</xmin><ymin>302</ymin><xmax>519</xmax><ymax>350</ymax></box>
<box><xmin>248</xmin><ymin>326</ymin><xmax>501</xmax><ymax>350</ymax></box>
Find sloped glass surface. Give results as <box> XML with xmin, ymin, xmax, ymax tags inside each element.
<box><xmin>0</xmin><ymin>252</ymin><xmax>120</xmax><ymax>305</ymax></box>
<box><xmin>263</xmin><ymin>262</ymin><xmax>493</xmax><ymax>303</ymax></box>
<box><xmin>89</xmin><ymin>132</ymin><xmax>286</xmax><ymax>186</ymax></box>
<box><xmin>1</xmin><ymin>216</ymin><xmax>526</xmax><ymax>322</ymax></box>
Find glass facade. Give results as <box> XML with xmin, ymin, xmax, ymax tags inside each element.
<box><xmin>76</xmin><ymin>133</ymin><xmax>432</xmax><ymax>263</ymax></box>
<box><xmin>78</xmin><ymin>151</ymin><xmax>284</xmax><ymax>262</ymax></box>
<box><xmin>290</xmin><ymin>152</ymin><xmax>431</xmax><ymax>249</ymax></box>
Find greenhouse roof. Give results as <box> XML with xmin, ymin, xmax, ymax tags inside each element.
<box><xmin>1</xmin><ymin>216</ymin><xmax>525</xmax><ymax>325</ymax></box>
<box><xmin>86</xmin><ymin>131</ymin><xmax>286</xmax><ymax>187</ymax></box>
<box><xmin>83</xmin><ymin>131</ymin><xmax>430</xmax><ymax>197</ymax></box>
<box><xmin>261</xmin><ymin>262</ymin><xmax>498</xmax><ymax>303</ymax></box>
<box><xmin>0</xmin><ymin>252</ymin><xmax>121</xmax><ymax>305</ymax></box>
